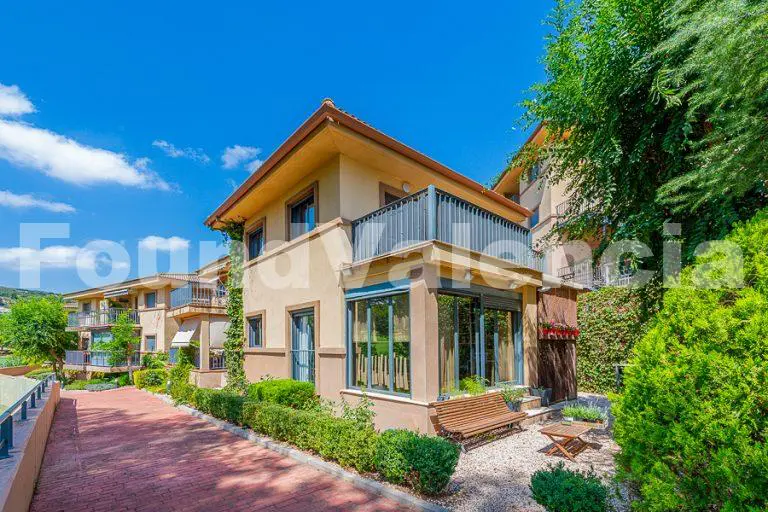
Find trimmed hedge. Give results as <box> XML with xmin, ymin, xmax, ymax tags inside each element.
<box><xmin>243</xmin><ymin>401</ymin><xmax>378</xmax><ymax>473</ymax></box>
<box><xmin>85</xmin><ymin>382</ymin><xmax>118</xmax><ymax>392</ymax></box>
<box><xmin>192</xmin><ymin>387</ymin><xmax>246</xmax><ymax>425</ymax></box>
<box><xmin>246</xmin><ymin>379</ymin><xmax>318</xmax><ymax>410</ymax></box>
<box><xmin>577</xmin><ymin>286</ymin><xmax>659</xmax><ymax>393</ymax></box>
<box><xmin>530</xmin><ymin>463</ymin><xmax>607</xmax><ymax>512</ymax></box>
<box><xmin>134</xmin><ymin>369</ymin><xmax>168</xmax><ymax>390</ymax></box>
<box><xmin>25</xmin><ymin>369</ymin><xmax>54</xmax><ymax>380</ymax></box>
<box><xmin>375</xmin><ymin>429</ymin><xmax>413</xmax><ymax>484</ymax></box>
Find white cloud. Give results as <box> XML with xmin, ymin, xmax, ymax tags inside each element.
<box><xmin>0</xmin><ymin>190</ymin><xmax>75</xmax><ymax>213</ymax></box>
<box><xmin>138</xmin><ymin>235</ymin><xmax>190</xmax><ymax>252</ymax></box>
<box><xmin>0</xmin><ymin>82</ymin><xmax>172</xmax><ymax>190</ymax></box>
<box><xmin>221</xmin><ymin>145</ymin><xmax>263</xmax><ymax>170</ymax></box>
<box><xmin>152</xmin><ymin>139</ymin><xmax>210</xmax><ymax>164</ymax></box>
<box><xmin>0</xmin><ymin>244</ymin><xmax>128</xmax><ymax>271</ymax></box>
<box><xmin>0</xmin><ymin>84</ymin><xmax>35</xmax><ymax>116</ymax></box>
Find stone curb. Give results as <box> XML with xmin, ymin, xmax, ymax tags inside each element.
<box><xmin>148</xmin><ymin>391</ymin><xmax>448</xmax><ymax>512</ymax></box>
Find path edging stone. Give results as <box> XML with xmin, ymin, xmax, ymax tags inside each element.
<box><xmin>149</xmin><ymin>391</ymin><xmax>447</xmax><ymax>512</ymax></box>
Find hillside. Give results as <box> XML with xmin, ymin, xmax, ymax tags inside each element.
<box><xmin>0</xmin><ymin>286</ymin><xmax>54</xmax><ymax>306</ymax></box>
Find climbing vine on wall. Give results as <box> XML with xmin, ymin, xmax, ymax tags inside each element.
<box><xmin>218</xmin><ymin>220</ymin><xmax>246</xmax><ymax>393</ymax></box>
<box><xmin>576</xmin><ymin>285</ymin><xmax>660</xmax><ymax>394</ymax></box>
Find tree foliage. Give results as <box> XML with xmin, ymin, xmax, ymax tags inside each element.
<box><xmin>106</xmin><ymin>312</ymin><xmax>139</xmax><ymax>379</ymax></box>
<box><xmin>612</xmin><ymin>209</ymin><xmax>768</xmax><ymax>510</ymax></box>
<box><xmin>518</xmin><ymin>0</ymin><xmax>766</xmax><ymax>266</ymax></box>
<box><xmin>0</xmin><ymin>296</ymin><xmax>76</xmax><ymax>378</ymax></box>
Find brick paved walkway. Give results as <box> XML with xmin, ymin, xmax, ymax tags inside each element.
<box><xmin>31</xmin><ymin>388</ymin><xmax>409</xmax><ymax>512</ymax></box>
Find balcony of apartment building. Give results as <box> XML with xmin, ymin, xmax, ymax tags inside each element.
<box><xmin>349</xmin><ymin>185</ymin><xmax>544</xmax><ymax>278</ymax></box>
<box><xmin>66</xmin><ymin>307</ymin><xmax>139</xmax><ymax>331</ymax></box>
<box><xmin>63</xmin><ymin>349</ymin><xmax>142</xmax><ymax>373</ymax></box>
<box><xmin>167</xmin><ymin>281</ymin><xmax>228</xmax><ymax>319</ymax></box>
<box><xmin>557</xmin><ymin>258</ymin><xmax>635</xmax><ymax>289</ymax></box>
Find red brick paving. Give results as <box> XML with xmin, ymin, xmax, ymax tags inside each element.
<box><xmin>31</xmin><ymin>388</ymin><xmax>410</xmax><ymax>512</ymax></box>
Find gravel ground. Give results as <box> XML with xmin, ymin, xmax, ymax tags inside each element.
<box><xmin>434</xmin><ymin>396</ymin><xmax>627</xmax><ymax>512</ymax></box>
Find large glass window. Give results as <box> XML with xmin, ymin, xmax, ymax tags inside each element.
<box><xmin>145</xmin><ymin>292</ymin><xmax>157</xmax><ymax>308</ymax></box>
<box><xmin>288</xmin><ymin>190</ymin><xmax>316</xmax><ymax>239</ymax></box>
<box><xmin>439</xmin><ymin>293</ymin><xmax>522</xmax><ymax>396</ymax></box>
<box><xmin>348</xmin><ymin>292</ymin><xmax>410</xmax><ymax>395</ymax></box>
<box><xmin>145</xmin><ymin>335</ymin><xmax>156</xmax><ymax>352</ymax></box>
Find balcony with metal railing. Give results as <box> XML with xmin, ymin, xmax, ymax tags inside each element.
<box><xmin>351</xmin><ymin>185</ymin><xmax>544</xmax><ymax>272</ymax></box>
<box><xmin>66</xmin><ymin>308</ymin><xmax>139</xmax><ymax>330</ymax></box>
<box><xmin>64</xmin><ymin>350</ymin><xmax>141</xmax><ymax>369</ymax></box>
<box><xmin>169</xmin><ymin>282</ymin><xmax>228</xmax><ymax>310</ymax></box>
<box><xmin>558</xmin><ymin>260</ymin><xmax>635</xmax><ymax>289</ymax></box>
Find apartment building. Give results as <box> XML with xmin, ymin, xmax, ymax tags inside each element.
<box><xmin>205</xmin><ymin>100</ymin><xmax>547</xmax><ymax>432</ymax></box>
<box><xmin>63</xmin><ymin>256</ymin><xmax>230</xmax><ymax>386</ymax></box>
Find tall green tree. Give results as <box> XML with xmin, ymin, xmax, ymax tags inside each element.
<box><xmin>517</xmin><ymin>0</ymin><xmax>766</xmax><ymax>266</ymax></box>
<box><xmin>106</xmin><ymin>312</ymin><xmax>139</xmax><ymax>381</ymax></box>
<box><xmin>0</xmin><ymin>296</ymin><xmax>76</xmax><ymax>378</ymax></box>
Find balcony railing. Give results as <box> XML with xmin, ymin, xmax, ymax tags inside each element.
<box><xmin>170</xmin><ymin>282</ymin><xmax>228</xmax><ymax>309</ymax></box>
<box><xmin>67</xmin><ymin>308</ymin><xmax>139</xmax><ymax>328</ymax></box>
<box><xmin>351</xmin><ymin>185</ymin><xmax>543</xmax><ymax>271</ymax></box>
<box><xmin>168</xmin><ymin>347</ymin><xmax>225</xmax><ymax>371</ymax></box>
<box><xmin>64</xmin><ymin>350</ymin><xmax>141</xmax><ymax>367</ymax></box>
<box><xmin>558</xmin><ymin>260</ymin><xmax>635</xmax><ymax>289</ymax></box>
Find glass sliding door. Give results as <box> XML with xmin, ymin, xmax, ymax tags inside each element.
<box><xmin>438</xmin><ymin>294</ymin><xmax>480</xmax><ymax>395</ymax></box>
<box><xmin>347</xmin><ymin>292</ymin><xmax>410</xmax><ymax>395</ymax></box>
<box><xmin>291</xmin><ymin>309</ymin><xmax>315</xmax><ymax>383</ymax></box>
<box><xmin>439</xmin><ymin>292</ymin><xmax>523</xmax><ymax>396</ymax></box>
<box><xmin>484</xmin><ymin>308</ymin><xmax>522</xmax><ymax>385</ymax></box>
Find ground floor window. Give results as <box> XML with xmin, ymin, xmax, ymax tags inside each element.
<box><xmin>348</xmin><ymin>292</ymin><xmax>410</xmax><ymax>395</ymax></box>
<box><xmin>145</xmin><ymin>335</ymin><xmax>156</xmax><ymax>352</ymax></box>
<box><xmin>438</xmin><ymin>293</ymin><xmax>522</xmax><ymax>396</ymax></box>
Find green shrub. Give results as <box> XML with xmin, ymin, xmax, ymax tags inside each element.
<box><xmin>500</xmin><ymin>386</ymin><xmax>525</xmax><ymax>403</ymax></box>
<box><xmin>613</xmin><ymin>209</ymin><xmax>768</xmax><ymax>510</ymax></box>
<box><xmin>85</xmin><ymin>382</ymin><xmax>118</xmax><ymax>392</ymax></box>
<box><xmin>247</xmin><ymin>379</ymin><xmax>318</xmax><ymax>409</ymax></box>
<box><xmin>25</xmin><ymin>368</ymin><xmax>53</xmax><ymax>380</ymax></box>
<box><xmin>192</xmin><ymin>388</ymin><xmax>246</xmax><ymax>425</ymax></box>
<box><xmin>561</xmin><ymin>405</ymin><xmax>607</xmax><ymax>423</ymax></box>
<box><xmin>530</xmin><ymin>463</ymin><xmax>607</xmax><ymax>512</ymax></box>
<box><xmin>65</xmin><ymin>378</ymin><xmax>111</xmax><ymax>390</ymax></box>
<box><xmin>577</xmin><ymin>286</ymin><xmax>659</xmax><ymax>393</ymax></box>
<box><xmin>375</xmin><ymin>429</ymin><xmax>416</xmax><ymax>484</ymax></box>
<box><xmin>168</xmin><ymin>360</ymin><xmax>195</xmax><ymax>404</ymax></box>
<box><xmin>0</xmin><ymin>354</ymin><xmax>27</xmax><ymax>368</ymax></box>
<box><xmin>402</xmin><ymin>434</ymin><xmax>460</xmax><ymax>495</ymax></box>
<box><xmin>142</xmin><ymin>353</ymin><xmax>168</xmax><ymax>369</ymax></box>
<box><xmin>243</xmin><ymin>402</ymin><xmax>378</xmax><ymax>473</ymax></box>
<box><xmin>459</xmin><ymin>375</ymin><xmax>487</xmax><ymax>395</ymax></box>
<box><xmin>133</xmin><ymin>369</ymin><xmax>168</xmax><ymax>390</ymax></box>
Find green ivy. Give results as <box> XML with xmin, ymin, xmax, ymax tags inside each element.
<box><xmin>576</xmin><ymin>286</ymin><xmax>659</xmax><ymax>394</ymax></box>
<box><xmin>216</xmin><ymin>220</ymin><xmax>246</xmax><ymax>394</ymax></box>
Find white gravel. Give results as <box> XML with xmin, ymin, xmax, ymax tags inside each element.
<box><xmin>432</xmin><ymin>396</ymin><xmax>628</xmax><ymax>512</ymax></box>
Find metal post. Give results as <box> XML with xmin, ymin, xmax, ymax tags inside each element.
<box><xmin>21</xmin><ymin>401</ymin><xmax>27</xmax><ymax>421</ymax></box>
<box><xmin>1</xmin><ymin>416</ymin><xmax>12</xmax><ymax>451</ymax></box>
<box><xmin>30</xmin><ymin>393</ymin><xmax>36</xmax><ymax>409</ymax></box>
<box><xmin>426</xmin><ymin>185</ymin><xmax>437</xmax><ymax>240</ymax></box>
<box><xmin>37</xmin><ymin>386</ymin><xmax>42</xmax><ymax>399</ymax></box>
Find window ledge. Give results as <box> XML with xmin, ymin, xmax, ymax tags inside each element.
<box><xmin>340</xmin><ymin>388</ymin><xmax>428</xmax><ymax>407</ymax></box>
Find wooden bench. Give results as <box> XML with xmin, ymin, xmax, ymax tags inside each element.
<box><xmin>432</xmin><ymin>392</ymin><xmax>527</xmax><ymax>449</ymax></box>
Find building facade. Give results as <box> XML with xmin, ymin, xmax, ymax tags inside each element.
<box><xmin>206</xmin><ymin>100</ymin><xmax>546</xmax><ymax>432</ymax></box>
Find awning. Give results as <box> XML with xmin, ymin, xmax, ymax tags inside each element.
<box><xmin>209</xmin><ymin>318</ymin><xmax>231</xmax><ymax>349</ymax></box>
<box><xmin>104</xmin><ymin>288</ymin><xmax>130</xmax><ymax>298</ymax></box>
<box><xmin>171</xmin><ymin>318</ymin><xmax>201</xmax><ymax>347</ymax></box>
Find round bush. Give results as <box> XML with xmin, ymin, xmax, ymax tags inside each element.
<box><xmin>375</xmin><ymin>429</ymin><xmax>416</xmax><ymax>484</ymax></box>
<box><xmin>530</xmin><ymin>463</ymin><xmax>607</xmax><ymax>512</ymax></box>
<box><xmin>402</xmin><ymin>434</ymin><xmax>460</xmax><ymax>495</ymax></box>
<box><xmin>613</xmin><ymin>209</ymin><xmax>768</xmax><ymax>510</ymax></box>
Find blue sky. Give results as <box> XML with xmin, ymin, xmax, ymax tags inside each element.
<box><xmin>0</xmin><ymin>1</ymin><xmax>553</xmax><ymax>293</ymax></box>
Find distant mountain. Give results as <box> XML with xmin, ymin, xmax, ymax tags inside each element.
<box><xmin>0</xmin><ymin>286</ymin><xmax>55</xmax><ymax>306</ymax></box>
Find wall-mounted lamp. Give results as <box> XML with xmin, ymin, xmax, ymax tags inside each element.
<box><xmin>402</xmin><ymin>182</ymin><xmax>411</xmax><ymax>193</ymax></box>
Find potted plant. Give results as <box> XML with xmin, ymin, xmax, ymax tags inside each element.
<box><xmin>500</xmin><ymin>386</ymin><xmax>526</xmax><ymax>411</ymax></box>
<box><xmin>561</xmin><ymin>404</ymin><xmax>607</xmax><ymax>427</ymax></box>
<box><xmin>530</xmin><ymin>386</ymin><xmax>553</xmax><ymax>406</ymax></box>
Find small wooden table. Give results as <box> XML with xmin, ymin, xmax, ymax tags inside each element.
<box><xmin>540</xmin><ymin>423</ymin><xmax>592</xmax><ymax>461</ymax></box>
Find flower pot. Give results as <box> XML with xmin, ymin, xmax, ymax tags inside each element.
<box><xmin>530</xmin><ymin>387</ymin><xmax>552</xmax><ymax>407</ymax></box>
<box><xmin>506</xmin><ymin>400</ymin><xmax>522</xmax><ymax>412</ymax></box>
